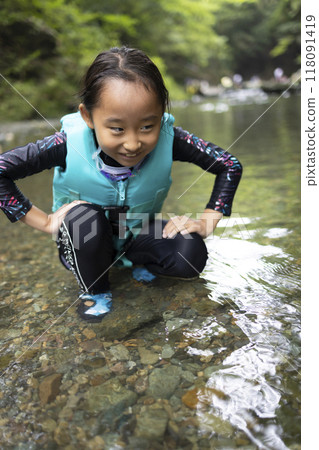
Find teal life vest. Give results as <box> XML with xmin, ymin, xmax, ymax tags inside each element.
<box><xmin>52</xmin><ymin>111</ymin><xmax>175</xmax><ymax>266</ymax></box>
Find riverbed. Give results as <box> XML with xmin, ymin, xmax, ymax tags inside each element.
<box><xmin>0</xmin><ymin>92</ymin><xmax>300</xmax><ymax>449</ymax></box>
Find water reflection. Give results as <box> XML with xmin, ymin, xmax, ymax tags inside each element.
<box><xmin>193</xmin><ymin>222</ymin><xmax>300</xmax><ymax>448</ymax></box>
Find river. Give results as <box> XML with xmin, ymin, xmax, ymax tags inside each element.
<box><xmin>0</xmin><ymin>91</ymin><xmax>300</xmax><ymax>449</ymax></box>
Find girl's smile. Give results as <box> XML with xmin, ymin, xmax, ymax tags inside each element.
<box><xmin>79</xmin><ymin>79</ymin><xmax>163</xmax><ymax>166</ymax></box>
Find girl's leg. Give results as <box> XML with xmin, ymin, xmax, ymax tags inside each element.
<box><xmin>126</xmin><ymin>220</ymin><xmax>208</xmax><ymax>278</ymax></box>
<box><xmin>56</xmin><ymin>203</ymin><xmax>114</xmax><ymax>294</ymax></box>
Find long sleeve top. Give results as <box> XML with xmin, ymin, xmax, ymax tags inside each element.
<box><xmin>0</xmin><ymin>127</ymin><xmax>242</xmax><ymax>223</ymax></box>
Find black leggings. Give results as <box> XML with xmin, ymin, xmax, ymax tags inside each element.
<box><xmin>56</xmin><ymin>204</ymin><xmax>208</xmax><ymax>294</ymax></box>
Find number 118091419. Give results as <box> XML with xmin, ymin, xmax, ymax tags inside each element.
<box><xmin>306</xmin><ymin>15</ymin><xmax>316</xmax><ymax>82</ymax></box>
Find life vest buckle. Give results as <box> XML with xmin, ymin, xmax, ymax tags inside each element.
<box><xmin>102</xmin><ymin>205</ymin><xmax>130</xmax><ymax>236</ymax></box>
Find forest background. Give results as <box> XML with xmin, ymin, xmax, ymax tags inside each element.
<box><xmin>0</xmin><ymin>0</ymin><xmax>300</xmax><ymax>121</ymax></box>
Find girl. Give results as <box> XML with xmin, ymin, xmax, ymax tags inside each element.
<box><xmin>0</xmin><ymin>47</ymin><xmax>242</xmax><ymax>322</ymax></box>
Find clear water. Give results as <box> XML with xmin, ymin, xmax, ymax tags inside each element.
<box><xmin>0</xmin><ymin>93</ymin><xmax>300</xmax><ymax>449</ymax></box>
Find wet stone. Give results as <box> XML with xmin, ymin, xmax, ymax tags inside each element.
<box><xmin>161</xmin><ymin>344</ymin><xmax>175</xmax><ymax>359</ymax></box>
<box><xmin>39</xmin><ymin>373</ymin><xmax>62</xmax><ymax>405</ymax></box>
<box><xmin>54</xmin><ymin>421</ymin><xmax>70</xmax><ymax>446</ymax></box>
<box><xmin>181</xmin><ymin>370</ymin><xmax>196</xmax><ymax>384</ymax></box>
<box><xmin>84</xmin><ymin>378</ymin><xmax>137</xmax><ymax>418</ymax></box>
<box><xmin>79</xmin><ymin>339</ymin><xmax>104</xmax><ymax>353</ymax></box>
<box><xmin>86</xmin><ymin>435</ymin><xmax>106</xmax><ymax>450</ymax></box>
<box><xmin>109</xmin><ymin>344</ymin><xmax>130</xmax><ymax>361</ymax></box>
<box><xmin>147</xmin><ymin>365</ymin><xmax>182</xmax><ymax>399</ymax></box>
<box><xmin>138</xmin><ymin>347</ymin><xmax>159</xmax><ymax>365</ymax></box>
<box><xmin>40</xmin><ymin>418</ymin><xmax>57</xmax><ymax>433</ymax></box>
<box><xmin>83</xmin><ymin>357</ymin><xmax>106</xmax><ymax>369</ymax></box>
<box><xmin>0</xmin><ymin>353</ymin><xmax>14</xmax><ymax>370</ymax></box>
<box><xmin>134</xmin><ymin>375</ymin><xmax>149</xmax><ymax>394</ymax></box>
<box><xmin>94</xmin><ymin>290</ymin><xmax>165</xmax><ymax>340</ymax></box>
<box><xmin>165</xmin><ymin>318</ymin><xmax>189</xmax><ymax>332</ymax></box>
<box><xmin>110</xmin><ymin>361</ymin><xmax>126</xmax><ymax>374</ymax></box>
<box><xmin>135</xmin><ymin>404</ymin><xmax>169</xmax><ymax>439</ymax></box>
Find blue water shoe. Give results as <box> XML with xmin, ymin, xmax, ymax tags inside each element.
<box><xmin>77</xmin><ymin>292</ymin><xmax>112</xmax><ymax>322</ymax></box>
<box><xmin>132</xmin><ymin>267</ymin><xmax>156</xmax><ymax>283</ymax></box>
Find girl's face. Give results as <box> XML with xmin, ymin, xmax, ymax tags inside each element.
<box><xmin>79</xmin><ymin>79</ymin><xmax>163</xmax><ymax>166</ymax></box>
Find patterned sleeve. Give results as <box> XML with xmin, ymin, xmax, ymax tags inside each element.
<box><xmin>0</xmin><ymin>132</ymin><xmax>67</xmax><ymax>222</ymax></box>
<box><xmin>173</xmin><ymin>127</ymin><xmax>242</xmax><ymax>216</ymax></box>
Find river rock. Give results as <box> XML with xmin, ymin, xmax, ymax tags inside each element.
<box><xmin>165</xmin><ymin>318</ymin><xmax>189</xmax><ymax>332</ymax></box>
<box><xmin>79</xmin><ymin>339</ymin><xmax>104</xmax><ymax>353</ymax></box>
<box><xmin>199</xmin><ymin>412</ymin><xmax>234</xmax><ymax>438</ymax></box>
<box><xmin>161</xmin><ymin>344</ymin><xmax>175</xmax><ymax>359</ymax></box>
<box><xmin>138</xmin><ymin>347</ymin><xmax>159</xmax><ymax>365</ymax></box>
<box><xmin>94</xmin><ymin>288</ymin><xmax>165</xmax><ymax>340</ymax></box>
<box><xmin>41</xmin><ymin>418</ymin><xmax>57</xmax><ymax>433</ymax></box>
<box><xmin>53</xmin><ymin>421</ymin><xmax>70</xmax><ymax>446</ymax></box>
<box><xmin>135</xmin><ymin>404</ymin><xmax>169</xmax><ymax>439</ymax></box>
<box><xmin>39</xmin><ymin>373</ymin><xmax>62</xmax><ymax>405</ymax></box>
<box><xmin>134</xmin><ymin>375</ymin><xmax>149</xmax><ymax>394</ymax></box>
<box><xmin>109</xmin><ymin>344</ymin><xmax>130</xmax><ymax>361</ymax></box>
<box><xmin>182</xmin><ymin>386</ymin><xmax>228</xmax><ymax>410</ymax></box>
<box><xmin>84</xmin><ymin>378</ymin><xmax>137</xmax><ymax>418</ymax></box>
<box><xmin>147</xmin><ymin>365</ymin><xmax>181</xmax><ymax>399</ymax></box>
<box><xmin>86</xmin><ymin>435</ymin><xmax>106</xmax><ymax>449</ymax></box>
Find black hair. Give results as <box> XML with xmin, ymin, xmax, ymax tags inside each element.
<box><xmin>79</xmin><ymin>47</ymin><xmax>170</xmax><ymax>114</ymax></box>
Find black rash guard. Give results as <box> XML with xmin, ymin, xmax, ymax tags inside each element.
<box><xmin>0</xmin><ymin>127</ymin><xmax>242</xmax><ymax>222</ymax></box>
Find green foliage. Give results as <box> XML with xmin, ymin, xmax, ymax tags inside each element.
<box><xmin>269</xmin><ymin>0</ymin><xmax>300</xmax><ymax>62</ymax></box>
<box><xmin>0</xmin><ymin>0</ymin><xmax>301</xmax><ymax>121</ymax></box>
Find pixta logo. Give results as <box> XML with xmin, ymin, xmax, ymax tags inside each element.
<box><xmin>56</xmin><ymin>205</ymin><xmax>99</xmax><ymax>249</ymax></box>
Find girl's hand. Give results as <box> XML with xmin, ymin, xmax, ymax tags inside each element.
<box><xmin>162</xmin><ymin>209</ymin><xmax>223</xmax><ymax>239</ymax></box>
<box><xmin>21</xmin><ymin>201</ymin><xmax>89</xmax><ymax>236</ymax></box>
<box><xmin>163</xmin><ymin>216</ymin><xmax>207</xmax><ymax>239</ymax></box>
<box><xmin>46</xmin><ymin>200</ymin><xmax>89</xmax><ymax>236</ymax></box>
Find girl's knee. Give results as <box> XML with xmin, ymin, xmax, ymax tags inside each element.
<box><xmin>63</xmin><ymin>203</ymin><xmax>112</xmax><ymax>249</ymax></box>
<box><xmin>172</xmin><ymin>232</ymin><xmax>208</xmax><ymax>277</ymax></box>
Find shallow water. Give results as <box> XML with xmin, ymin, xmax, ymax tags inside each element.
<box><xmin>0</xmin><ymin>93</ymin><xmax>300</xmax><ymax>449</ymax></box>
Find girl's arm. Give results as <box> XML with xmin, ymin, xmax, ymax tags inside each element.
<box><xmin>20</xmin><ymin>201</ymin><xmax>87</xmax><ymax>236</ymax></box>
<box><xmin>172</xmin><ymin>126</ymin><xmax>243</xmax><ymax>217</ymax></box>
<box><xmin>162</xmin><ymin>127</ymin><xmax>242</xmax><ymax>239</ymax></box>
<box><xmin>0</xmin><ymin>132</ymin><xmax>67</xmax><ymax>226</ymax></box>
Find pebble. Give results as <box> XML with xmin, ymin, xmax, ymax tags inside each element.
<box><xmin>86</xmin><ymin>436</ymin><xmax>106</xmax><ymax>450</ymax></box>
<box><xmin>54</xmin><ymin>421</ymin><xmax>70</xmax><ymax>446</ymax></box>
<box><xmin>147</xmin><ymin>365</ymin><xmax>181</xmax><ymax>399</ymax></box>
<box><xmin>138</xmin><ymin>347</ymin><xmax>159</xmax><ymax>365</ymax></box>
<box><xmin>82</xmin><ymin>328</ymin><xmax>96</xmax><ymax>339</ymax></box>
<box><xmin>182</xmin><ymin>386</ymin><xmax>227</xmax><ymax>410</ymax></box>
<box><xmin>85</xmin><ymin>378</ymin><xmax>137</xmax><ymax>416</ymax></box>
<box><xmin>135</xmin><ymin>405</ymin><xmax>169</xmax><ymax>439</ymax></box>
<box><xmin>79</xmin><ymin>339</ymin><xmax>104</xmax><ymax>353</ymax></box>
<box><xmin>134</xmin><ymin>375</ymin><xmax>149</xmax><ymax>394</ymax></box>
<box><xmin>161</xmin><ymin>344</ymin><xmax>175</xmax><ymax>359</ymax></box>
<box><xmin>39</xmin><ymin>373</ymin><xmax>62</xmax><ymax>405</ymax></box>
<box><xmin>165</xmin><ymin>318</ymin><xmax>189</xmax><ymax>332</ymax></box>
<box><xmin>109</xmin><ymin>344</ymin><xmax>130</xmax><ymax>361</ymax></box>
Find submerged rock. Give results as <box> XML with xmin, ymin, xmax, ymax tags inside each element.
<box><xmin>165</xmin><ymin>318</ymin><xmax>189</xmax><ymax>332</ymax></box>
<box><xmin>95</xmin><ymin>306</ymin><xmax>163</xmax><ymax>340</ymax></box>
<box><xmin>39</xmin><ymin>373</ymin><xmax>62</xmax><ymax>405</ymax></box>
<box><xmin>147</xmin><ymin>365</ymin><xmax>181</xmax><ymax>399</ymax></box>
<box><xmin>161</xmin><ymin>344</ymin><xmax>175</xmax><ymax>359</ymax></box>
<box><xmin>54</xmin><ymin>421</ymin><xmax>70</xmax><ymax>446</ymax></box>
<box><xmin>135</xmin><ymin>404</ymin><xmax>169</xmax><ymax>439</ymax></box>
<box><xmin>138</xmin><ymin>347</ymin><xmax>159</xmax><ymax>365</ymax></box>
<box><xmin>182</xmin><ymin>386</ymin><xmax>228</xmax><ymax>410</ymax></box>
<box><xmin>84</xmin><ymin>378</ymin><xmax>137</xmax><ymax>419</ymax></box>
<box><xmin>109</xmin><ymin>344</ymin><xmax>130</xmax><ymax>361</ymax></box>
